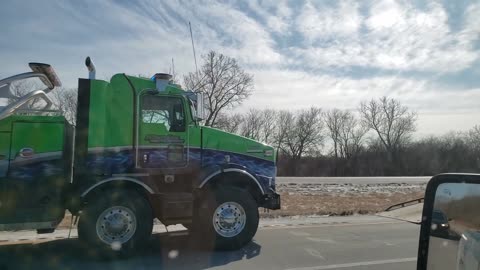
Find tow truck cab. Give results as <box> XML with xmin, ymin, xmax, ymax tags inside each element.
<box><xmin>72</xmin><ymin>72</ymin><xmax>280</xmax><ymax>220</ymax></box>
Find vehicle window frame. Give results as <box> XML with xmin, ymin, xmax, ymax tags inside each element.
<box><xmin>140</xmin><ymin>95</ymin><xmax>186</xmax><ymax>132</ymax></box>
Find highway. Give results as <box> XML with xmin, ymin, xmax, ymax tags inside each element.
<box><xmin>276</xmin><ymin>176</ymin><xmax>430</xmax><ymax>184</ymax></box>
<box><xmin>0</xmin><ymin>216</ymin><xmax>420</xmax><ymax>270</ymax></box>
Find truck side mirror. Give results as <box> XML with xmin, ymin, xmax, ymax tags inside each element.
<box><xmin>195</xmin><ymin>92</ymin><xmax>205</xmax><ymax>121</ymax></box>
<box><xmin>417</xmin><ymin>174</ymin><xmax>480</xmax><ymax>270</ymax></box>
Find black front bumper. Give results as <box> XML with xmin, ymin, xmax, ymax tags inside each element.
<box><xmin>261</xmin><ymin>192</ymin><xmax>281</xmax><ymax>210</ymax></box>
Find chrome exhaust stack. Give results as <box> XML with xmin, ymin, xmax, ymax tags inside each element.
<box><xmin>85</xmin><ymin>56</ymin><xmax>96</xmax><ymax>79</ymax></box>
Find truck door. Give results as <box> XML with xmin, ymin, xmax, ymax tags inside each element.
<box><xmin>0</xmin><ymin>122</ymin><xmax>66</xmax><ymax>224</ymax></box>
<box><xmin>137</xmin><ymin>95</ymin><xmax>188</xmax><ymax>169</ymax></box>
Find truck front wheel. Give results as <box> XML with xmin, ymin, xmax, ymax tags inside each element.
<box><xmin>196</xmin><ymin>186</ymin><xmax>259</xmax><ymax>250</ymax></box>
<box><xmin>78</xmin><ymin>190</ymin><xmax>153</xmax><ymax>256</ymax></box>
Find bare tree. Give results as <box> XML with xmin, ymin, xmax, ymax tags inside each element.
<box><xmin>214</xmin><ymin>113</ymin><xmax>244</xmax><ymax>134</ymax></box>
<box><xmin>468</xmin><ymin>125</ymin><xmax>480</xmax><ymax>169</ymax></box>
<box><xmin>50</xmin><ymin>88</ymin><xmax>78</xmax><ymax>124</ymax></box>
<box><xmin>273</xmin><ymin>110</ymin><xmax>294</xmax><ymax>154</ymax></box>
<box><xmin>282</xmin><ymin>107</ymin><xmax>324</xmax><ymax>159</ymax></box>
<box><xmin>7</xmin><ymin>80</ymin><xmax>45</xmax><ymax>110</ymax></box>
<box><xmin>468</xmin><ymin>125</ymin><xmax>480</xmax><ymax>152</ymax></box>
<box><xmin>280</xmin><ymin>107</ymin><xmax>324</xmax><ymax>175</ymax></box>
<box><xmin>184</xmin><ymin>51</ymin><xmax>253</xmax><ymax>127</ymax></box>
<box><xmin>241</xmin><ymin>109</ymin><xmax>263</xmax><ymax>141</ymax></box>
<box><xmin>359</xmin><ymin>96</ymin><xmax>416</xmax><ymax>167</ymax></box>
<box><xmin>239</xmin><ymin>109</ymin><xmax>278</xmax><ymax>143</ymax></box>
<box><xmin>325</xmin><ymin>109</ymin><xmax>343</xmax><ymax>175</ymax></box>
<box><xmin>261</xmin><ymin>109</ymin><xmax>277</xmax><ymax>145</ymax></box>
<box><xmin>325</xmin><ymin>109</ymin><xmax>343</xmax><ymax>156</ymax></box>
<box><xmin>338</xmin><ymin>111</ymin><xmax>366</xmax><ymax>160</ymax></box>
<box><xmin>325</xmin><ymin>109</ymin><xmax>367</xmax><ymax>175</ymax></box>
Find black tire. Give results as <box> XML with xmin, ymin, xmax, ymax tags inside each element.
<box><xmin>194</xmin><ymin>186</ymin><xmax>259</xmax><ymax>250</ymax></box>
<box><xmin>78</xmin><ymin>190</ymin><xmax>153</xmax><ymax>257</ymax></box>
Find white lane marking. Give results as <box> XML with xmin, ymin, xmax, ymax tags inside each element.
<box><xmin>259</xmin><ymin>221</ymin><xmax>403</xmax><ymax>231</ymax></box>
<box><xmin>306</xmin><ymin>237</ymin><xmax>335</xmax><ymax>243</ymax></box>
<box><xmin>304</xmin><ymin>248</ymin><xmax>325</xmax><ymax>260</ymax></box>
<box><xmin>285</xmin><ymin>257</ymin><xmax>417</xmax><ymax>270</ymax></box>
<box><xmin>372</xmin><ymin>239</ymin><xmax>395</xmax><ymax>246</ymax></box>
<box><xmin>290</xmin><ymin>231</ymin><xmax>311</xmax><ymax>236</ymax></box>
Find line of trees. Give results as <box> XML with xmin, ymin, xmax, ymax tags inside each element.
<box><xmin>212</xmin><ymin>100</ymin><xmax>479</xmax><ymax>176</ymax></box>
<box><xmin>183</xmin><ymin>51</ymin><xmax>479</xmax><ymax>176</ymax></box>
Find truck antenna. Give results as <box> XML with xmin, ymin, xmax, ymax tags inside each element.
<box><xmin>189</xmin><ymin>21</ymin><xmax>198</xmax><ymax>73</ymax></box>
<box><xmin>172</xmin><ymin>58</ymin><xmax>176</xmax><ymax>81</ymax></box>
<box><xmin>85</xmin><ymin>56</ymin><xmax>96</xmax><ymax>79</ymax></box>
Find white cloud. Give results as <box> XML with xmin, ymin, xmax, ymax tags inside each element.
<box><xmin>243</xmin><ymin>68</ymin><xmax>480</xmax><ymax>113</ymax></box>
<box><xmin>246</xmin><ymin>0</ymin><xmax>292</xmax><ymax>34</ymax></box>
<box><xmin>293</xmin><ymin>0</ymin><xmax>479</xmax><ymax>73</ymax></box>
<box><xmin>0</xmin><ymin>0</ymin><xmax>284</xmax><ymax>85</ymax></box>
<box><xmin>296</xmin><ymin>0</ymin><xmax>362</xmax><ymax>44</ymax></box>
<box><xmin>366</xmin><ymin>0</ymin><xmax>407</xmax><ymax>30</ymax></box>
<box><xmin>460</xmin><ymin>2</ymin><xmax>480</xmax><ymax>44</ymax></box>
<box><xmin>159</xmin><ymin>0</ymin><xmax>284</xmax><ymax>66</ymax></box>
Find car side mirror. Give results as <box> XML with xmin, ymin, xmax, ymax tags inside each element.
<box><xmin>417</xmin><ymin>174</ymin><xmax>480</xmax><ymax>270</ymax></box>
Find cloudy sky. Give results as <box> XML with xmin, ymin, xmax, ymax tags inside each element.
<box><xmin>1</xmin><ymin>0</ymin><xmax>479</xmax><ymax>136</ymax></box>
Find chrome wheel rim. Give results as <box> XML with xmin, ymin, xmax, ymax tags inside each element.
<box><xmin>212</xmin><ymin>202</ymin><xmax>246</xmax><ymax>238</ymax></box>
<box><xmin>96</xmin><ymin>206</ymin><xmax>137</xmax><ymax>245</ymax></box>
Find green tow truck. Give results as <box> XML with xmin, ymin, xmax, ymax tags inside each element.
<box><xmin>0</xmin><ymin>58</ymin><xmax>280</xmax><ymax>253</ymax></box>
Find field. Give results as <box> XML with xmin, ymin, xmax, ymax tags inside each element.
<box><xmin>260</xmin><ymin>182</ymin><xmax>426</xmax><ymax>218</ymax></box>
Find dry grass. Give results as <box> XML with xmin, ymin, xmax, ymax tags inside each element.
<box><xmin>260</xmin><ymin>191</ymin><xmax>425</xmax><ymax>218</ymax></box>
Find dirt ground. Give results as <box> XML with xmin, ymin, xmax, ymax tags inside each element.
<box><xmin>260</xmin><ymin>182</ymin><xmax>425</xmax><ymax>218</ymax></box>
<box><xmin>260</xmin><ymin>190</ymin><xmax>425</xmax><ymax>218</ymax></box>
<box><xmin>58</xmin><ymin>182</ymin><xmax>426</xmax><ymax>228</ymax></box>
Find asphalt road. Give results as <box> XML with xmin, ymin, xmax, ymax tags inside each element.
<box><xmin>276</xmin><ymin>176</ymin><xmax>430</xmax><ymax>184</ymax></box>
<box><xmin>0</xmin><ymin>217</ymin><xmax>420</xmax><ymax>270</ymax></box>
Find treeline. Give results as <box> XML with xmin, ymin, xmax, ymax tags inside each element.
<box><xmin>213</xmin><ymin>97</ymin><xmax>480</xmax><ymax>176</ymax></box>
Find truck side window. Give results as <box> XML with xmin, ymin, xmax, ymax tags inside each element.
<box><xmin>141</xmin><ymin>96</ymin><xmax>185</xmax><ymax>132</ymax></box>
